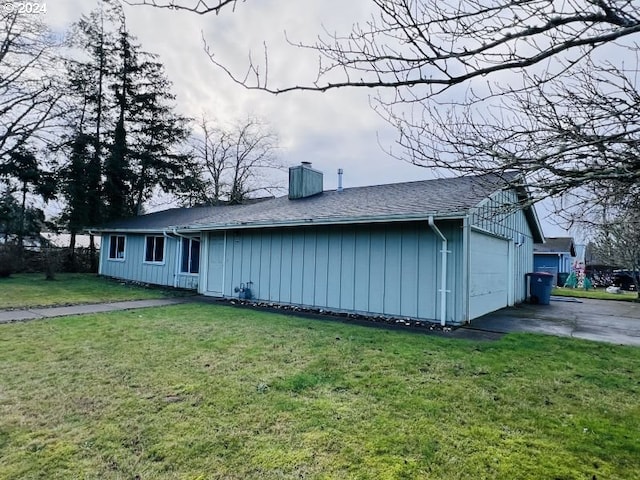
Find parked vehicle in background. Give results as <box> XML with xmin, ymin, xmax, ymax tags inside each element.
<box><xmin>613</xmin><ymin>271</ymin><xmax>639</xmax><ymax>291</ymax></box>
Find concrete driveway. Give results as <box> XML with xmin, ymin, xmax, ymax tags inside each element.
<box><xmin>464</xmin><ymin>296</ymin><xmax>640</xmax><ymax>346</ymax></box>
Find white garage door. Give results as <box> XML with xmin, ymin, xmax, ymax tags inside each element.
<box><xmin>469</xmin><ymin>232</ymin><xmax>510</xmax><ymax>320</ymax></box>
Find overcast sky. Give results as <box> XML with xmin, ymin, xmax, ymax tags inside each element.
<box><xmin>46</xmin><ymin>0</ymin><xmax>572</xmax><ymax>238</ymax></box>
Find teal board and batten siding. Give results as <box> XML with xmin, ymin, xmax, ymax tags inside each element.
<box><xmin>99</xmin><ymin>234</ymin><xmax>199</xmax><ymax>290</ymax></box>
<box><xmin>468</xmin><ymin>189</ymin><xmax>535</xmax><ymax>318</ymax></box>
<box><xmin>202</xmin><ymin>221</ymin><xmax>466</xmax><ymax>324</ymax></box>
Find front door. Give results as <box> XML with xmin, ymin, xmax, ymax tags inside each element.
<box><xmin>206</xmin><ymin>232</ymin><xmax>225</xmax><ymax>296</ymax></box>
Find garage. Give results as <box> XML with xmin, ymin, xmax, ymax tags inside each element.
<box><xmin>469</xmin><ymin>231</ymin><xmax>511</xmax><ymax>320</ymax></box>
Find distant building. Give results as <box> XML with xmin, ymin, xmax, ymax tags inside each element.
<box><xmin>533</xmin><ymin>237</ymin><xmax>576</xmax><ymax>286</ymax></box>
<box><xmin>40</xmin><ymin>233</ymin><xmax>101</xmax><ymax>250</ymax></box>
<box><xmin>0</xmin><ymin>233</ymin><xmax>100</xmax><ymax>250</ymax></box>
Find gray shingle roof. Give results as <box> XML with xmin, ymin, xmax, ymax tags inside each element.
<box><xmin>534</xmin><ymin>237</ymin><xmax>576</xmax><ymax>256</ymax></box>
<box><xmin>96</xmin><ymin>172</ymin><xmax>522</xmax><ymax>232</ymax></box>
<box><xmin>96</xmin><ymin>206</ymin><xmax>216</xmax><ymax>232</ymax></box>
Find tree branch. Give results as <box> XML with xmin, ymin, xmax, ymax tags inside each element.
<box><xmin>124</xmin><ymin>0</ymin><xmax>243</xmax><ymax>15</ymax></box>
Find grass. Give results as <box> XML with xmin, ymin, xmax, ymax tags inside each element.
<box><xmin>1</xmin><ymin>304</ymin><xmax>639</xmax><ymax>479</ymax></box>
<box><xmin>0</xmin><ymin>273</ymin><xmax>177</xmax><ymax>309</ymax></box>
<box><xmin>552</xmin><ymin>286</ymin><xmax>638</xmax><ymax>302</ymax></box>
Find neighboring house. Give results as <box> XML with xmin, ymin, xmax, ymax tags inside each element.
<box><xmin>92</xmin><ymin>164</ymin><xmax>544</xmax><ymax>326</ymax></box>
<box><xmin>584</xmin><ymin>242</ymin><xmax>614</xmax><ymax>287</ymax></box>
<box><xmin>0</xmin><ymin>233</ymin><xmax>101</xmax><ymax>251</ymax></box>
<box><xmin>40</xmin><ymin>233</ymin><xmax>101</xmax><ymax>250</ymax></box>
<box><xmin>533</xmin><ymin>237</ymin><xmax>576</xmax><ymax>285</ymax></box>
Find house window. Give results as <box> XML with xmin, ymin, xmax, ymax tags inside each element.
<box><xmin>181</xmin><ymin>237</ymin><xmax>200</xmax><ymax>274</ymax></box>
<box><xmin>108</xmin><ymin>235</ymin><xmax>126</xmax><ymax>260</ymax></box>
<box><xmin>145</xmin><ymin>236</ymin><xmax>165</xmax><ymax>263</ymax></box>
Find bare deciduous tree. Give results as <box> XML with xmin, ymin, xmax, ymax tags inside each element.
<box><xmin>128</xmin><ymin>0</ymin><xmax>640</xmax><ymax>231</ymax></box>
<box><xmin>202</xmin><ymin>0</ymin><xmax>640</xmax><ymax>95</ymax></box>
<box><xmin>591</xmin><ymin>200</ymin><xmax>640</xmax><ymax>297</ymax></box>
<box><xmin>180</xmin><ymin>116</ymin><xmax>282</xmax><ymax>206</ymax></box>
<box><xmin>125</xmin><ymin>0</ymin><xmax>243</xmax><ymax>15</ymax></box>
<box><xmin>147</xmin><ymin>0</ymin><xmax>640</xmax><ymax>216</ymax></box>
<box><xmin>0</xmin><ymin>11</ymin><xmax>63</xmax><ymax>161</ymax></box>
<box><xmin>391</xmin><ymin>59</ymin><xmax>640</xmax><ymax>203</ymax></box>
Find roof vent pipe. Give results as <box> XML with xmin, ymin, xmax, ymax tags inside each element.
<box><xmin>337</xmin><ymin>168</ymin><xmax>343</xmax><ymax>192</ymax></box>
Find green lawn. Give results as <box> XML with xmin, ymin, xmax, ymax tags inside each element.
<box><xmin>0</xmin><ymin>273</ymin><xmax>176</xmax><ymax>309</ymax></box>
<box><xmin>552</xmin><ymin>286</ymin><xmax>638</xmax><ymax>302</ymax></box>
<box><xmin>1</xmin><ymin>304</ymin><xmax>639</xmax><ymax>479</ymax></box>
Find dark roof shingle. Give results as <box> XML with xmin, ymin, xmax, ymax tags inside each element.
<box><xmin>97</xmin><ymin>173</ymin><xmax>522</xmax><ymax>231</ymax></box>
<box><xmin>534</xmin><ymin>237</ymin><xmax>576</xmax><ymax>256</ymax></box>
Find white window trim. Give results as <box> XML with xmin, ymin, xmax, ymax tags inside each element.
<box><xmin>180</xmin><ymin>236</ymin><xmax>200</xmax><ymax>274</ymax></box>
<box><xmin>143</xmin><ymin>235</ymin><xmax>166</xmax><ymax>265</ymax></box>
<box><xmin>108</xmin><ymin>235</ymin><xmax>126</xmax><ymax>262</ymax></box>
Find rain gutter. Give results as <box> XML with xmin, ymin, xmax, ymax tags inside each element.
<box><xmin>177</xmin><ymin>212</ymin><xmax>467</xmax><ymax>234</ymax></box>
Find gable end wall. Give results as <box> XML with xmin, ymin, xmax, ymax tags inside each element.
<box><xmin>469</xmin><ymin>189</ymin><xmax>535</xmax><ymax>304</ymax></box>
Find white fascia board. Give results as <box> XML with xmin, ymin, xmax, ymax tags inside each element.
<box><xmin>176</xmin><ymin>212</ymin><xmax>467</xmax><ymax>233</ymax></box>
<box><xmin>470</xmin><ymin>225</ymin><xmax>512</xmax><ymax>241</ymax></box>
<box><xmin>86</xmin><ymin>228</ymin><xmax>168</xmax><ymax>234</ymax></box>
<box><xmin>534</xmin><ymin>251</ymin><xmax>571</xmax><ymax>255</ymax></box>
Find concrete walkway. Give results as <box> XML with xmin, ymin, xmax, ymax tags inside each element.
<box><xmin>464</xmin><ymin>296</ymin><xmax>640</xmax><ymax>346</ymax></box>
<box><xmin>0</xmin><ymin>298</ymin><xmax>186</xmax><ymax>324</ymax></box>
<box><xmin>3</xmin><ymin>295</ymin><xmax>639</xmax><ymax>347</ymax></box>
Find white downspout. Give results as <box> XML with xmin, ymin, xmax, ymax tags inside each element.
<box><xmin>222</xmin><ymin>231</ymin><xmax>227</xmax><ymax>296</ymax></box>
<box><xmin>429</xmin><ymin>216</ymin><xmax>449</xmax><ymax>327</ymax></box>
<box><xmin>171</xmin><ymin>227</ymin><xmax>188</xmax><ymax>239</ymax></box>
<box><xmin>461</xmin><ymin>216</ymin><xmax>470</xmax><ymax>323</ymax></box>
<box><xmin>170</xmin><ymin>227</ymin><xmax>194</xmax><ymax>289</ymax></box>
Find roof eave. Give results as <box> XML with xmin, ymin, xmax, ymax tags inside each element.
<box><xmin>513</xmin><ymin>185</ymin><xmax>545</xmax><ymax>244</ymax></box>
<box><xmin>177</xmin><ymin>211</ymin><xmax>468</xmax><ymax>233</ymax></box>
<box><xmin>85</xmin><ymin>228</ymin><xmax>168</xmax><ymax>234</ymax></box>
<box><xmin>534</xmin><ymin>251</ymin><xmax>575</xmax><ymax>255</ymax></box>
<box><xmin>524</xmin><ymin>207</ymin><xmax>545</xmax><ymax>244</ymax></box>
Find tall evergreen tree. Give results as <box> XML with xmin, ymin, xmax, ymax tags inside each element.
<box><xmin>65</xmin><ymin>3</ymin><xmax>121</xmax><ymax>267</ymax></box>
<box><xmin>0</xmin><ymin>147</ymin><xmax>54</xmax><ymax>246</ymax></box>
<box><xmin>127</xmin><ymin>57</ymin><xmax>191</xmax><ymax>214</ymax></box>
<box><xmin>103</xmin><ymin>20</ymin><xmax>134</xmax><ymax>221</ymax></box>
<box><xmin>103</xmin><ymin>97</ymin><xmax>129</xmax><ymax>220</ymax></box>
<box><xmin>65</xmin><ymin>4</ymin><xmax>192</xmax><ymax>223</ymax></box>
<box><xmin>0</xmin><ymin>186</ymin><xmax>46</xmax><ymax>245</ymax></box>
<box><xmin>58</xmin><ymin>131</ymin><xmax>91</xmax><ymax>266</ymax></box>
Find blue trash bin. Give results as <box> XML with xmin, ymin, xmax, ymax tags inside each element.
<box><xmin>526</xmin><ymin>272</ymin><xmax>554</xmax><ymax>305</ymax></box>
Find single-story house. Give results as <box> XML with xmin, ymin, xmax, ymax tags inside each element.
<box><xmin>533</xmin><ymin>237</ymin><xmax>576</xmax><ymax>285</ymax></box>
<box><xmin>91</xmin><ymin>163</ymin><xmax>544</xmax><ymax>326</ymax></box>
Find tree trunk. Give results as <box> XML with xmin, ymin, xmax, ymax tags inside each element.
<box><xmin>44</xmin><ymin>245</ymin><xmax>56</xmax><ymax>281</ymax></box>
<box><xmin>68</xmin><ymin>231</ymin><xmax>77</xmax><ymax>272</ymax></box>
<box><xmin>18</xmin><ymin>182</ymin><xmax>26</xmax><ymax>248</ymax></box>
<box><xmin>89</xmin><ymin>233</ymin><xmax>97</xmax><ymax>273</ymax></box>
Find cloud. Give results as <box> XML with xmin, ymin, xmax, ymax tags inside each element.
<box><xmin>46</xmin><ymin>0</ymin><xmax>569</xmax><ymax>237</ymax></box>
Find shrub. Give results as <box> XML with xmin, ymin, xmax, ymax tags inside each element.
<box><xmin>0</xmin><ymin>245</ymin><xmax>20</xmax><ymax>277</ymax></box>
